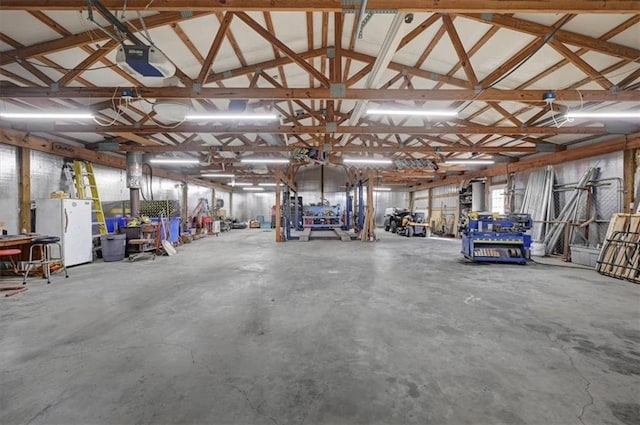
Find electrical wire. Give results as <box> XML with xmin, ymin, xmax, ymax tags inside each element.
<box><xmin>10</xmin><ymin>55</ymin><xmax>119</xmax><ymax>72</ymax></box>
<box><xmin>92</xmin><ymin>87</ymin><xmax>130</xmax><ymax>127</ymax></box>
<box><xmin>137</xmin><ymin>11</ymin><xmax>153</xmax><ymax>44</ymax></box>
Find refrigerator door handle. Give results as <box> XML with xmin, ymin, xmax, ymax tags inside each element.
<box><xmin>64</xmin><ymin>208</ymin><xmax>69</xmax><ymax>233</ymax></box>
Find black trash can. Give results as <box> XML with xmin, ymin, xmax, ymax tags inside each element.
<box><xmin>101</xmin><ymin>233</ymin><xmax>127</xmax><ymax>262</ymax></box>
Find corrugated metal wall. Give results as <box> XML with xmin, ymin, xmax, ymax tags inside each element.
<box><xmin>0</xmin><ymin>144</ymin><xmax>19</xmax><ymax>233</ymax></box>
<box><xmin>430</xmin><ymin>184</ymin><xmax>459</xmax><ymax>233</ymax></box>
<box><xmin>0</xmin><ymin>147</ymin><xmax>227</xmax><ymax>233</ymax></box>
<box><xmin>231</xmin><ymin>191</ymin><xmax>275</xmax><ymax>222</ymax></box>
<box><xmin>0</xmin><ymin>145</ymin><xmax>628</xmax><ymax>234</ymax></box>
<box><xmin>510</xmin><ymin>152</ymin><xmax>622</xmax><ymax>211</ymax></box>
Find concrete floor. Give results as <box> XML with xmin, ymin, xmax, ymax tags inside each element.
<box><xmin>1</xmin><ymin>230</ymin><xmax>639</xmax><ymax>425</ymax></box>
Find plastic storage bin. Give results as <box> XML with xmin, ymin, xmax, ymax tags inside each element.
<box><xmin>101</xmin><ymin>233</ymin><xmax>127</xmax><ymax>262</ymax></box>
<box><xmin>105</xmin><ymin>217</ymin><xmax>119</xmax><ymax>233</ymax></box>
<box><xmin>570</xmin><ymin>245</ymin><xmax>600</xmax><ymax>267</ymax></box>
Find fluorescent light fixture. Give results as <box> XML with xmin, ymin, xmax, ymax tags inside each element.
<box><xmin>366</xmin><ymin>109</ymin><xmax>457</xmax><ymax>117</ymax></box>
<box><xmin>243</xmin><ymin>187</ymin><xmax>265</xmax><ymax>191</ymax></box>
<box><xmin>200</xmin><ymin>173</ymin><xmax>235</xmax><ymax>178</ymax></box>
<box><xmin>240</xmin><ymin>158</ymin><xmax>290</xmax><ymax>164</ymax></box>
<box><xmin>0</xmin><ymin>112</ymin><xmax>94</xmax><ymax>119</ymax></box>
<box><xmin>149</xmin><ymin>158</ymin><xmax>200</xmax><ymax>164</ymax></box>
<box><xmin>185</xmin><ymin>113</ymin><xmax>278</xmax><ymax>120</ymax></box>
<box><xmin>444</xmin><ymin>160</ymin><xmax>495</xmax><ymax>165</ymax></box>
<box><xmin>343</xmin><ymin>158</ymin><xmax>393</xmax><ymax>165</ymax></box>
<box><xmin>565</xmin><ymin>111</ymin><xmax>640</xmax><ymax>119</ymax></box>
<box><xmin>229</xmin><ymin>182</ymin><xmax>253</xmax><ymax>186</ymax></box>
<box><xmin>373</xmin><ymin>187</ymin><xmax>392</xmax><ymax>191</ymax></box>
<box><xmin>258</xmin><ymin>183</ymin><xmax>282</xmax><ymax>187</ymax></box>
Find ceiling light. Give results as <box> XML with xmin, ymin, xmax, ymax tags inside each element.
<box><xmin>343</xmin><ymin>158</ymin><xmax>393</xmax><ymax>164</ymax></box>
<box><xmin>565</xmin><ymin>111</ymin><xmax>640</xmax><ymax>119</ymax></box>
<box><xmin>229</xmin><ymin>182</ymin><xmax>253</xmax><ymax>186</ymax></box>
<box><xmin>366</xmin><ymin>109</ymin><xmax>457</xmax><ymax>117</ymax></box>
<box><xmin>444</xmin><ymin>160</ymin><xmax>495</xmax><ymax>165</ymax></box>
<box><xmin>243</xmin><ymin>187</ymin><xmax>265</xmax><ymax>191</ymax></box>
<box><xmin>240</xmin><ymin>158</ymin><xmax>290</xmax><ymax>164</ymax></box>
<box><xmin>0</xmin><ymin>112</ymin><xmax>94</xmax><ymax>119</ymax></box>
<box><xmin>152</xmin><ymin>99</ymin><xmax>192</xmax><ymax>122</ymax></box>
<box><xmin>185</xmin><ymin>113</ymin><xmax>278</xmax><ymax>120</ymax></box>
<box><xmin>373</xmin><ymin>188</ymin><xmax>392</xmax><ymax>191</ymax></box>
<box><xmin>200</xmin><ymin>173</ymin><xmax>235</xmax><ymax>178</ymax></box>
<box><xmin>149</xmin><ymin>158</ymin><xmax>200</xmax><ymax>164</ymax></box>
<box><xmin>258</xmin><ymin>183</ymin><xmax>282</xmax><ymax>187</ymax></box>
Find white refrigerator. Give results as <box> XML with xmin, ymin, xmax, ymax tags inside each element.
<box><xmin>35</xmin><ymin>198</ymin><xmax>93</xmax><ymax>267</ymax></box>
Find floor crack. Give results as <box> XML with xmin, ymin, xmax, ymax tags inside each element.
<box><xmin>539</xmin><ymin>329</ymin><xmax>595</xmax><ymax>425</ymax></box>
<box><xmin>226</xmin><ymin>383</ymin><xmax>279</xmax><ymax>425</ymax></box>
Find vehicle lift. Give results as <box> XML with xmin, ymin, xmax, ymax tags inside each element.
<box><xmin>460</xmin><ymin>212</ymin><xmax>533</xmax><ymax>264</ymax></box>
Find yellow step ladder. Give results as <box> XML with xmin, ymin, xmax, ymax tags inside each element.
<box><xmin>73</xmin><ymin>160</ymin><xmax>107</xmax><ymax>235</ymax></box>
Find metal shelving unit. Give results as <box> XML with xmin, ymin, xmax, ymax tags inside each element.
<box><xmin>302</xmin><ymin>205</ymin><xmax>342</xmax><ymax>229</ymax></box>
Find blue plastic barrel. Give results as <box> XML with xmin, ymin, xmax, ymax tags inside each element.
<box><xmin>170</xmin><ymin>218</ymin><xmax>181</xmax><ymax>243</ymax></box>
<box><xmin>105</xmin><ymin>217</ymin><xmax>118</xmax><ymax>233</ymax></box>
<box><xmin>151</xmin><ymin>218</ymin><xmax>167</xmax><ymax>241</ymax></box>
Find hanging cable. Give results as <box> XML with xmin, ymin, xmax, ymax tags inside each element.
<box><xmin>10</xmin><ymin>55</ymin><xmax>119</xmax><ymax>71</ymax></box>
<box><xmin>136</xmin><ymin>11</ymin><xmax>153</xmax><ymax>45</ymax></box>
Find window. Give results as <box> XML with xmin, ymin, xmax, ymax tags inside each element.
<box><xmin>491</xmin><ymin>187</ymin><xmax>506</xmax><ymax>215</ymax></box>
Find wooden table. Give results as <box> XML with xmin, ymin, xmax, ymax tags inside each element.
<box><xmin>0</xmin><ymin>235</ymin><xmax>36</xmax><ymax>261</ymax></box>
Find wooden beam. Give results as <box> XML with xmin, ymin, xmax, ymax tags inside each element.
<box><xmin>342</xmin><ymin>49</ymin><xmax>470</xmax><ymax>88</ymax></box>
<box><xmin>397</xmin><ymin>13</ymin><xmax>442</xmax><ymax>52</ymax></box>
<box><xmin>119</xmin><ymin>144</ymin><xmax>536</xmax><ymax>153</ymax></box>
<box><xmin>463</xmin><ymin>13</ymin><xmax>640</xmax><ymax>61</ymax></box>
<box><xmin>624</xmin><ymin>147</ymin><xmax>637</xmax><ymax>212</ymax></box>
<box><xmin>41</xmin><ymin>124</ymin><xmax>611</xmax><ymax>136</ymax></box>
<box><xmin>3</xmin><ymin>86</ymin><xmax>637</xmax><ymax>102</ymax></box>
<box><xmin>549</xmin><ymin>40</ymin><xmax>613</xmax><ymax>90</ymax></box>
<box><xmin>0</xmin><ymin>12</ymin><xmax>211</xmax><ymax>67</ymax></box>
<box><xmin>3</xmin><ymin>1</ymin><xmax>639</xmax><ymax>13</ymax></box>
<box><xmin>197</xmin><ymin>12</ymin><xmax>234</xmax><ymax>84</ymax></box>
<box><xmin>235</xmin><ymin>11</ymin><xmax>330</xmax><ymax>87</ymax></box>
<box><xmin>442</xmin><ymin>14</ymin><xmax>478</xmax><ymax>86</ymax></box>
<box><xmin>207</xmin><ymin>47</ymin><xmax>325</xmax><ymax>84</ymax></box>
<box><xmin>18</xmin><ymin>147</ymin><xmax>31</xmax><ymax>232</ymax></box>
<box><xmin>480</xmin><ymin>37</ymin><xmax>547</xmax><ymax>88</ymax></box>
<box><xmin>409</xmin><ymin>133</ymin><xmax>640</xmax><ymax>191</ymax></box>
<box><xmin>0</xmin><ymin>127</ymin><xmax>228</xmax><ymax>191</ymax></box>
<box><xmin>57</xmin><ymin>40</ymin><xmax>119</xmax><ymax>86</ymax></box>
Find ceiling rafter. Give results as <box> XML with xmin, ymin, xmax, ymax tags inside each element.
<box><xmin>235</xmin><ymin>11</ymin><xmax>330</xmax><ymax>87</ymax></box>
<box><xmin>0</xmin><ymin>12</ymin><xmax>211</xmax><ymax>67</ymax></box>
<box><xmin>207</xmin><ymin>47</ymin><xmax>325</xmax><ymax>84</ymax></box>
<box><xmin>197</xmin><ymin>12</ymin><xmax>234</xmax><ymax>84</ymax></box>
<box><xmin>442</xmin><ymin>14</ymin><xmax>478</xmax><ymax>87</ymax></box>
<box><xmin>462</xmin><ymin>13</ymin><xmax>640</xmax><ymax>61</ymax></box>
<box><xmin>3</xmin><ymin>86</ymin><xmax>636</xmax><ymax>102</ymax></box>
<box><xmin>263</xmin><ymin>11</ymin><xmax>295</xmax><ymax>119</ymax></box>
<box><xmin>26</xmin><ymin>11</ymin><xmax>136</xmax><ymax>87</ymax></box>
<box><xmin>3</xmin><ymin>1</ymin><xmax>639</xmax><ymax>13</ymax></box>
<box><xmin>171</xmin><ymin>23</ymin><xmax>206</xmax><ymax>65</ymax></box>
<box><xmin>549</xmin><ymin>40</ymin><xmax>614</xmax><ymax>90</ymax></box>
<box><xmin>36</xmin><ymin>123</ymin><xmax>609</xmax><ymax>136</ymax></box>
<box><xmin>119</xmin><ymin>143</ymin><xmax>536</xmax><ymax>154</ymax></box>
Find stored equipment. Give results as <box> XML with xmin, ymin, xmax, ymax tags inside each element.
<box><xmin>397</xmin><ymin>212</ymin><xmax>429</xmax><ymax>237</ymax></box>
<box><xmin>460</xmin><ymin>212</ymin><xmax>532</xmax><ymax>264</ymax></box>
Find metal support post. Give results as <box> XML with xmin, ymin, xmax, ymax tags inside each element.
<box><xmin>284</xmin><ymin>186</ymin><xmax>291</xmax><ymax>241</ymax></box>
<box><xmin>358</xmin><ymin>181</ymin><xmax>365</xmax><ymax>232</ymax></box>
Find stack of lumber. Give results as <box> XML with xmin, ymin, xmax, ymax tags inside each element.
<box><xmin>596</xmin><ymin>214</ymin><xmax>640</xmax><ymax>283</ymax></box>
